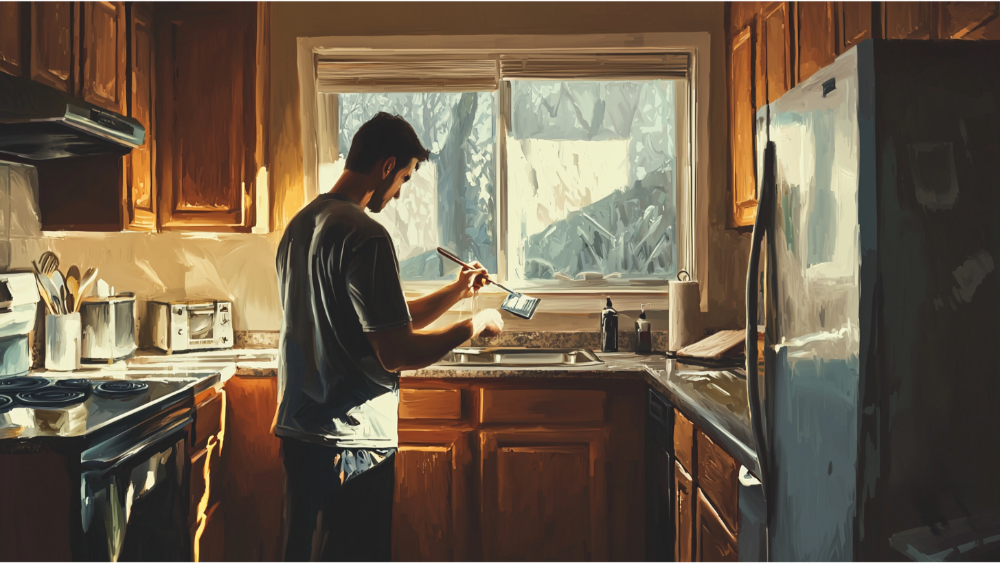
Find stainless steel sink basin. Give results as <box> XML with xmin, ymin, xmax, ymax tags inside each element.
<box><xmin>437</xmin><ymin>347</ymin><xmax>604</xmax><ymax>367</ymax></box>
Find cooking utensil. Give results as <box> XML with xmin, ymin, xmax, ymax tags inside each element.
<box><xmin>76</xmin><ymin>268</ymin><xmax>98</xmax><ymax>312</ymax></box>
<box><xmin>66</xmin><ymin>265</ymin><xmax>80</xmax><ymax>314</ymax></box>
<box><xmin>35</xmin><ymin>276</ymin><xmax>57</xmax><ymax>315</ymax></box>
<box><xmin>37</xmin><ymin>273</ymin><xmax>64</xmax><ymax>315</ymax></box>
<box><xmin>52</xmin><ymin>270</ymin><xmax>68</xmax><ymax>314</ymax></box>
<box><xmin>38</xmin><ymin>251</ymin><xmax>59</xmax><ymax>277</ymax></box>
<box><xmin>436</xmin><ymin>247</ymin><xmax>541</xmax><ymax>320</ymax></box>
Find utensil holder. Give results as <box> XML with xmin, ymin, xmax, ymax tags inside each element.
<box><xmin>45</xmin><ymin>313</ymin><xmax>81</xmax><ymax>371</ymax></box>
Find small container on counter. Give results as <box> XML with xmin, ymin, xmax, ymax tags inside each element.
<box><xmin>635</xmin><ymin>303</ymin><xmax>652</xmax><ymax>353</ymax></box>
<box><xmin>600</xmin><ymin>297</ymin><xmax>618</xmax><ymax>352</ymax></box>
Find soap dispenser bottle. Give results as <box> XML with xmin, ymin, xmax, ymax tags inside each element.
<box><xmin>601</xmin><ymin>297</ymin><xmax>618</xmax><ymax>352</ymax></box>
<box><xmin>635</xmin><ymin>303</ymin><xmax>652</xmax><ymax>353</ymax></box>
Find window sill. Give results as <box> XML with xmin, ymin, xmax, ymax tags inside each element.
<box><xmin>403</xmin><ymin>284</ymin><xmax>681</xmax><ymax>314</ymax></box>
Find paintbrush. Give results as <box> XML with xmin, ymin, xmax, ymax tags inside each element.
<box><xmin>436</xmin><ymin>247</ymin><xmax>541</xmax><ymax>320</ymax></box>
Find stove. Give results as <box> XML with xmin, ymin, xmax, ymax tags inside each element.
<box><xmin>0</xmin><ymin>394</ymin><xmax>11</xmax><ymax>412</ymax></box>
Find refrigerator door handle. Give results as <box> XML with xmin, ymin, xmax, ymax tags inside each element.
<box><xmin>746</xmin><ymin>140</ymin><xmax>776</xmax><ymax>560</ymax></box>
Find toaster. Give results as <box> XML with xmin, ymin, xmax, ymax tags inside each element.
<box><xmin>149</xmin><ymin>299</ymin><xmax>234</xmax><ymax>353</ymax></box>
<box><xmin>80</xmin><ymin>294</ymin><xmax>137</xmax><ymax>363</ymax></box>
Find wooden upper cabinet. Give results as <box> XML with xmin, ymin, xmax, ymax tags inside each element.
<box><xmin>480</xmin><ymin>429</ymin><xmax>609</xmax><ymax>561</ymax></box>
<box><xmin>730</xmin><ymin>25</ymin><xmax>757</xmax><ymax>228</ymax></box>
<box><xmin>695</xmin><ymin>489</ymin><xmax>738</xmax><ymax>562</ymax></box>
<box><xmin>80</xmin><ymin>1</ymin><xmax>126</xmax><ymax>112</ymax></box>
<box><xmin>839</xmin><ymin>1</ymin><xmax>873</xmax><ymax>52</ymax></box>
<box><xmin>883</xmin><ymin>2</ymin><xmax>936</xmax><ymax>39</ymax></box>
<box><xmin>394</xmin><ymin>431</ymin><xmax>474</xmax><ymax>562</ymax></box>
<box><xmin>31</xmin><ymin>1</ymin><xmax>76</xmax><ymax>93</ymax></box>
<box><xmin>797</xmin><ymin>2</ymin><xmax>838</xmax><ymax>84</ymax></box>
<box><xmin>156</xmin><ymin>3</ymin><xmax>264</xmax><ymax>232</ymax></box>
<box><xmin>0</xmin><ymin>2</ymin><xmax>26</xmax><ymax>77</ymax></box>
<box><xmin>760</xmin><ymin>2</ymin><xmax>792</xmax><ymax>104</ymax></box>
<box><xmin>938</xmin><ymin>2</ymin><xmax>1000</xmax><ymax>39</ymax></box>
<box><xmin>126</xmin><ymin>3</ymin><xmax>155</xmax><ymax>231</ymax></box>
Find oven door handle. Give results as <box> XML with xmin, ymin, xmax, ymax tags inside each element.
<box><xmin>82</xmin><ymin>416</ymin><xmax>191</xmax><ymax>472</ymax></box>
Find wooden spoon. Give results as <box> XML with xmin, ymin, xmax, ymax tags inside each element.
<box><xmin>76</xmin><ymin>267</ymin><xmax>98</xmax><ymax>312</ymax></box>
<box><xmin>66</xmin><ymin>265</ymin><xmax>80</xmax><ymax>316</ymax></box>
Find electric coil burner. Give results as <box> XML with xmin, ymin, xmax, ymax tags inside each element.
<box><xmin>0</xmin><ymin>394</ymin><xmax>12</xmax><ymax>411</ymax></box>
<box><xmin>94</xmin><ymin>381</ymin><xmax>149</xmax><ymax>398</ymax></box>
<box><xmin>55</xmin><ymin>379</ymin><xmax>93</xmax><ymax>390</ymax></box>
<box><xmin>0</xmin><ymin>376</ymin><xmax>49</xmax><ymax>393</ymax></box>
<box><xmin>16</xmin><ymin>388</ymin><xmax>88</xmax><ymax>408</ymax></box>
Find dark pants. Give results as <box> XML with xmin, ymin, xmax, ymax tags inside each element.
<box><xmin>280</xmin><ymin>438</ymin><xmax>396</xmax><ymax>562</ymax></box>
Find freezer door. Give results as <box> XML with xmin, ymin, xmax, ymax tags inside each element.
<box><xmin>762</xmin><ymin>47</ymin><xmax>863</xmax><ymax>561</ymax></box>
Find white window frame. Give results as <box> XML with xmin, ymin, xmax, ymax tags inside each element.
<box><xmin>298</xmin><ymin>33</ymin><xmax>710</xmax><ymax>312</ymax></box>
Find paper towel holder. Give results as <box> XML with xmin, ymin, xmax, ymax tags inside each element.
<box><xmin>677</xmin><ymin>269</ymin><xmax>691</xmax><ymax>281</ymax></box>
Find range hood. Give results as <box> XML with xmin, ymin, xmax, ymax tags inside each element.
<box><xmin>0</xmin><ymin>72</ymin><xmax>144</xmax><ymax>160</ymax></box>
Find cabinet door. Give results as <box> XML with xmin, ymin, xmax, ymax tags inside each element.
<box><xmin>0</xmin><ymin>2</ymin><xmax>26</xmax><ymax>77</ymax></box>
<box><xmin>156</xmin><ymin>3</ymin><xmax>259</xmax><ymax>232</ymax></box>
<box><xmin>126</xmin><ymin>3</ymin><xmax>155</xmax><ymax>231</ymax></box>
<box><xmin>30</xmin><ymin>1</ymin><xmax>75</xmax><ymax>93</ymax></box>
<box><xmin>797</xmin><ymin>2</ymin><xmax>837</xmax><ymax>84</ymax></box>
<box><xmin>394</xmin><ymin>431</ymin><xmax>474</xmax><ymax>562</ymax></box>
<box><xmin>760</xmin><ymin>2</ymin><xmax>791</xmax><ymax>103</ymax></box>
<box><xmin>883</xmin><ymin>2</ymin><xmax>936</xmax><ymax>39</ymax></box>
<box><xmin>730</xmin><ymin>24</ymin><xmax>757</xmax><ymax>227</ymax></box>
<box><xmin>190</xmin><ymin>440</ymin><xmax>225</xmax><ymax>563</ymax></box>
<box><xmin>80</xmin><ymin>1</ymin><xmax>125</xmax><ymax>112</ymax></box>
<box><xmin>838</xmin><ymin>1</ymin><xmax>873</xmax><ymax>52</ymax></box>
<box><xmin>480</xmin><ymin>429</ymin><xmax>609</xmax><ymax>561</ymax></box>
<box><xmin>939</xmin><ymin>2</ymin><xmax>1000</xmax><ymax>39</ymax></box>
<box><xmin>675</xmin><ymin>460</ymin><xmax>694</xmax><ymax>562</ymax></box>
<box><xmin>695</xmin><ymin>489</ymin><xmax>738</xmax><ymax>562</ymax></box>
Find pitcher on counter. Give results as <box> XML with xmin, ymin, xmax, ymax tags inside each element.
<box><xmin>274</xmin><ymin>112</ymin><xmax>504</xmax><ymax>562</ymax></box>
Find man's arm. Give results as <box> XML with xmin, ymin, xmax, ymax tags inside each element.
<box><xmin>407</xmin><ymin>261</ymin><xmax>488</xmax><ymax>330</ymax></box>
<box><xmin>366</xmin><ymin>310</ymin><xmax>502</xmax><ymax>372</ymax></box>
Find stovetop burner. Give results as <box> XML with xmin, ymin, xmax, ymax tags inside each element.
<box><xmin>0</xmin><ymin>376</ymin><xmax>50</xmax><ymax>393</ymax></box>
<box><xmin>16</xmin><ymin>388</ymin><xmax>88</xmax><ymax>408</ymax></box>
<box><xmin>56</xmin><ymin>379</ymin><xmax>93</xmax><ymax>390</ymax></box>
<box><xmin>94</xmin><ymin>381</ymin><xmax>149</xmax><ymax>398</ymax></box>
<box><xmin>0</xmin><ymin>394</ymin><xmax>12</xmax><ymax>411</ymax></box>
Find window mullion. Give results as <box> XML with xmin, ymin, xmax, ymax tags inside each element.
<box><xmin>496</xmin><ymin>81</ymin><xmax>512</xmax><ymax>284</ymax></box>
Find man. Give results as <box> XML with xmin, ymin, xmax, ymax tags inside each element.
<box><xmin>275</xmin><ymin>112</ymin><xmax>503</xmax><ymax>562</ymax></box>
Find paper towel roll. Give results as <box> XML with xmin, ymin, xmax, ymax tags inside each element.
<box><xmin>669</xmin><ymin>276</ymin><xmax>702</xmax><ymax>352</ymax></box>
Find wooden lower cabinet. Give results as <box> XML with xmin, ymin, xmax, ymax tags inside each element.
<box><xmin>696</xmin><ymin>489</ymin><xmax>739</xmax><ymax>562</ymax></box>
<box><xmin>395</xmin><ymin>379</ymin><xmax>644</xmax><ymax>562</ymax></box>
<box><xmin>674</xmin><ymin>411</ymin><xmax>741</xmax><ymax>562</ymax></box>
<box><xmin>480</xmin><ymin>429</ymin><xmax>609</xmax><ymax>561</ymax></box>
<box><xmin>189</xmin><ymin>387</ymin><xmax>227</xmax><ymax>562</ymax></box>
<box><xmin>675</xmin><ymin>461</ymin><xmax>695</xmax><ymax>562</ymax></box>
<box><xmin>393</xmin><ymin>431</ymin><xmax>475</xmax><ymax>562</ymax></box>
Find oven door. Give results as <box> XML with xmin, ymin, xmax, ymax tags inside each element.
<box><xmin>79</xmin><ymin>417</ymin><xmax>191</xmax><ymax>561</ymax></box>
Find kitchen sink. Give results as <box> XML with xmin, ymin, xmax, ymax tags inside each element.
<box><xmin>437</xmin><ymin>347</ymin><xmax>604</xmax><ymax>367</ymax></box>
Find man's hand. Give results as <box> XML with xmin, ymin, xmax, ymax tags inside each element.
<box><xmin>472</xmin><ymin>309</ymin><xmax>504</xmax><ymax>339</ymax></box>
<box><xmin>452</xmin><ymin>260</ymin><xmax>490</xmax><ymax>299</ymax></box>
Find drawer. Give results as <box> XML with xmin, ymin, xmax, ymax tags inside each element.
<box><xmin>480</xmin><ymin>389</ymin><xmax>605</xmax><ymax>424</ymax></box>
<box><xmin>697</xmin><ymin>430</ymin><xmax>740</xmax><ymax>532</ymax></box>
<box><xmin>193</xmin><ymin>391</ymin><xmax>225</xmax><ymax>452</ymax></box>
<box><xmin>399</xmin><ymin>388</ymin><xmax>462</xmax><ymax>420</ymax></box>
<box><xmin>673</xmin><ymin>410</ymin><xmax>696</xmax><ymax>475</ymax></box>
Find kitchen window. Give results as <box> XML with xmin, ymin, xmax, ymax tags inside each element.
<box><xmin>303</xmin><ymin>34</ymin><xmax>706</xmax><ymax>297</ymax></box>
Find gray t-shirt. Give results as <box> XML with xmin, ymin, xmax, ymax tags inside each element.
<box><xmin>274</xmin><ymin>193</ymin><xmax>411</xmax><ymax>448</ymax></box>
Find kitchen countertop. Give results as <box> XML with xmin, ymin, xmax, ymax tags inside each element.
<box><xmin>404</xmin><ymin>351</ymin><xmax>758</xmax><ymax>474</ymax></box>
<box><xmin>21</xmin><ymin>348</ymin><xmax>757</xmax><ymax>472</ymax></box>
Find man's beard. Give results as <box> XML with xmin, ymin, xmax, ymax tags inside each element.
<box><xmin>366</xmin><ymin>181</ymin><xmax>393</xmax><ymax>213</ymax></box>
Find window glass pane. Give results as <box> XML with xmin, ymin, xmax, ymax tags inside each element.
<box><xmin>322</xmin><ymin>92</ymin><xmax>496</xmax><ymax>281</ymax></box>
<box><xmin>507</xmin><ymin>80</ymin><xmax>679</xmax><ymax>282</ymax></box>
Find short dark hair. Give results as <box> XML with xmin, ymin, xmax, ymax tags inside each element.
<box><xmin>344</xmin><ymin>112</ymin><xmax>430</xmax><ymax>175</ymax></box>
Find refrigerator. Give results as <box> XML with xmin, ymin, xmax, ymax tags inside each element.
<box><xmin>746</xmin><ymin>40</ymin><xmax>1000</xmax><ymax>561</ymax></box>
